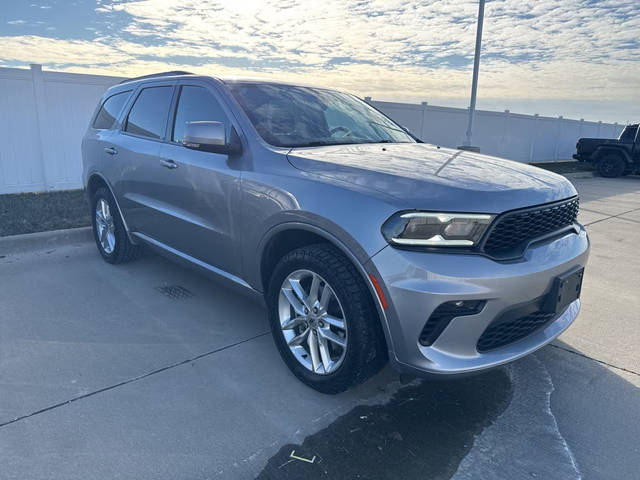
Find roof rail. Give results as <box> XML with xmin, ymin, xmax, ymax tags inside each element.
<box><xmin>118</xmin><ymin>71</ymin><xmax>194</xmax><ymax>84</ymax></box>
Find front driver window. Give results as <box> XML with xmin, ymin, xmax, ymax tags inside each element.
<box><xmin>172</xmin><ymin>86</ymin><xmax>230</xmax><ymax>143</ymax></box>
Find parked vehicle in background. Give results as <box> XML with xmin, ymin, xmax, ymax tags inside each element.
<box><xmin>574</xmin><ymin>123</ymin><xmax>640</xmax><ymax>177</ymax></box>
<box><xmin>82</xmin><ymin>72</ymin><xmax>589</xmax><ymax>393</ymax></box>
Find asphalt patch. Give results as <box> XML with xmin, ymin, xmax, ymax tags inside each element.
<box><xmin>257</xmin><ymin>368</ymin><xmax>512</xmax><ymax>480</ymax></box>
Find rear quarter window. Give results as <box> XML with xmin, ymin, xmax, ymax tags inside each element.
<box><xmin>92</xmin><ymin>91</ymin><xmax>131</xmax><ymax>130</ymax></box>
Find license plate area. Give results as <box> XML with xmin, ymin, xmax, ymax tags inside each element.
<box><xmin>545</xmin><ymin>267</ymin><xmax>584</xmax><ymax>314</ymax></box>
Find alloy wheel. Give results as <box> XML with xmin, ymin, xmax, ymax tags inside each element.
<box><xmin>278</xmin><ymin>269</ymin><xmax>348</xmax><ymax>374</ymax></box>
<box><xmin>95</xmin><ymin>198</ymin><xmax>116</xmax><ymax>254</ymax></box>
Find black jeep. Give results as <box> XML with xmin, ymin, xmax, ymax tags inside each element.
<box><xmin>574</xmin><ymin>124</ymin><xmax>639</xmax><ymax>177</ymax></box>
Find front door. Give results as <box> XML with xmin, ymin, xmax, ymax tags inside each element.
<box><xmin>154</xmin><ymin>83</ymin><xmax>242</xmax><ymax>276</ymax></box>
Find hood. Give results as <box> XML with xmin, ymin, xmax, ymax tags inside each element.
<box><xmin>287</xmin><ymin>143</ymin><xmax>577</xmax><ymax>213</ymax></box>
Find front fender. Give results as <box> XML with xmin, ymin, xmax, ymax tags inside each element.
<box><xmin>252</xmin><ymin>219</ymin><xmax>396</xmax><ymax>357</ymax></box>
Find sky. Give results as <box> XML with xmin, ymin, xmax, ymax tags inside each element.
<box><xmin>0</xmin><ymin>0</ymin><xmax>638</xmax><ymax>123</ymax></box>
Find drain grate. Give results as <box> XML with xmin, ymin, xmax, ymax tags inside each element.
<box><xmin>155</xmin><ymin>285</ymin><xmax>193</xmax><ymax>300</ymax></box>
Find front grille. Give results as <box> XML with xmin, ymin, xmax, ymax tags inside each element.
<box><xmin>483</xmin><ymin>198</ymin><xmax>579</xmax><ymax>258</ymax></box>
<box><xmin>477</xmin><ymin>311</ymin><xmax>555</xmax><ymax>352</ymax></box>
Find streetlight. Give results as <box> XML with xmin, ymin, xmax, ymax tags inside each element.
<box><xmin>459</xmin><ymin>0</ymin><xmax>485</xmax><ymax>152</ymax></box>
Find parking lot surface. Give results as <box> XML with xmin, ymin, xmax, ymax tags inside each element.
<box><xmin>1</xmin><ymin>176</ymin><xmax>638</xmax><ymax>480</ymax></box>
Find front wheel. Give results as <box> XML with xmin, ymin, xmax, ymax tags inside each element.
<box><xmin>267</xmin><ymin>244</ymin><xmax>387</xmax><ymax>393</ymax></box>
<box><xmin>596</xmin><ymin>154</ymin><xmax>626</xmax><ymax>178</ymax></box>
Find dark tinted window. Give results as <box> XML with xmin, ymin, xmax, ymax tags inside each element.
<box><xmin>93</xmin><ymin>91</ymin><xmax>130</xmax><ymax>129</ymax></box>
<box><xmin>172</xmin><ymin>86</ymin><xmax>230</xmax><ymax>143</ymax></box>
<box><xmin>125</xmin><ymin>86</ymin><xmax>173</xmax><ymax>139</ymax></box>
<box><xmin>620</xmin><ymin>126</ymin><xmax>638</xmax><ymax>142</ymax></box>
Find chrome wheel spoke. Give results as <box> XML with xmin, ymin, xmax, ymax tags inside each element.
<box><xmin>317</xmin><ymin>333</ymin><xmax>333</xmax><ymax>372</ymax></box>
<box><xmin>308</xmin><ymin>274</ymin><xmax>321</xmax><ymax>304</ymax></box>
<box><xmin>318</xmin><ymin>327</ymin><xmax>346</xmax><ymax>348</ymax></box>
<box><xmin>281</xmin><ymin>315</ymin><xmax>306</xmax><ymax>330</ymax></box>
<box><xmin>288</xmin><ymin>327</ymin><xmax>310</xmax><ymax>346</ymax></box>
<box><xmin>307</xmin><ymin>330</ymin><xmax>321</xmax><ymax>373</ymax></box>
<box><xmin>324</xmin><ymin>315</ymin><xmax>345</xmax><ymax>330</ymax></box>
<box><xmin>282</xmin><ymin>288</ymin><xmax>305</xmax><ymax>316</ymax></box>
<box><xmin>289</xmin><ymin>278</ymin><xmax>309</xmax><ymax>308</ymax></box>
<box><xmin>319</xmin><ymin>283</ymin><xmax>332</xmax><ymax>310</ymax></box>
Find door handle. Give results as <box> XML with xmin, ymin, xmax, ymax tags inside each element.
<box><xmin>104</xmin><ymin>146</ymin><xmax>117</xmax><ymax>155</ymax></box>
<box><xmin>160</xmin><ymin>159</ymin><xmax>179</xmax><ymax>169</ymax></box>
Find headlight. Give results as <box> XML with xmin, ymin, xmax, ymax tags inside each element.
<box><xmin>381</xmin><ymin>212</ymin><xmax>495</xmax><ymax>247</ymax></box>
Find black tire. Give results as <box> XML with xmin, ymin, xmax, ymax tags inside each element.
<box><xmin>596</xmin><ymin>154</ymin><xmax>626</xmax><ymax>178</ymax></box>
<box><xmin>91</xmin><ymin>187</ymin><xmax>143</xmax><ymax>264</ymax></box>
<box><xmin>266</xmin><ymin>244</ymin><xmax>387</xmax><ymax>394</ymax></box>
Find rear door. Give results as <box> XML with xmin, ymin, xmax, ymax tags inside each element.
<box><xmin>114</xmin><ymin>82</ymin><xmax>176</xmax><ymax>235</ymax></box>
<box><xmin>153</xmin><ymin>81</ymin><xmax>243</xmax><ymax>275</ymax></box>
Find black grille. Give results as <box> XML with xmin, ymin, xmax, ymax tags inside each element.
<box><xmin>483</xmin><ymin>198</ymin><xmax>579</xmax><ymax>258</ymax></box>
<box><xmin>477</xmin><ymin>311</ymin><xmax>555</xmax><ymax>352</ymax></box>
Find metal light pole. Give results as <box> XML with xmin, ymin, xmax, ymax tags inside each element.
<box><xmin>460</xmin><ymin>0</ymin><xmax>485</xmax><ymax>151</ymax></box>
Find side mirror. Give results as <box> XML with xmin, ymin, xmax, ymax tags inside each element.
<box><xmin>182</xmin><ymin>121</ymin><xmax>242</xmax><ymax>155</ymax></box>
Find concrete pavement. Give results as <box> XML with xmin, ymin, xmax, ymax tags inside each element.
<box><xmin>0</xmin><ymin>176</ymin><xmax>638</xmax><ymax>479</ymax></box>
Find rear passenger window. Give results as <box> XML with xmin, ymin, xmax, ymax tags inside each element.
<box><xmin>93</xmin><ymin>91</ymin><xmax>130</xmax><ymax>129</ymax></box>
<box><xmin>172</xmin><ymin>86</ymin><xmax>230</xmax><ymax>143</ymax></box>
<box><xmin>125</xmin><ymin>86</ymin><xmax>173</xmax><ymax>139</ymax></box>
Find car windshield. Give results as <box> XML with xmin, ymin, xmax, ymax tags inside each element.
<box><xmin>228</xmin><ymin>83</ymin><xmax>415</xmax><ymax>148</ymax></box>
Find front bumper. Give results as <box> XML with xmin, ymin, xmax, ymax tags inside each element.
<box><xmin>366</xmin><ymin>225</ymin><xmax>590</xmax><ymax>377</ymax></box>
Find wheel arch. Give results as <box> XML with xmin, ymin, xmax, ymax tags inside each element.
<box><xmin>86</xmin><ymin>172</ymin><xmax>138</xmax><ymax>244</ymax></box>
<box><xmin>592</xmin><ymin>146</ymin><xmax>632</xmax><ymax>163</ymax></box>
<box><xmin>258</xmin><ymin>222</ymin><xmax>394</xmax><ymax>355</ymax></box>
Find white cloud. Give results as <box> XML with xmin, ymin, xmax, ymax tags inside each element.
<box><xmin>0</xmin><ymin>0</ymin><xmax>638</xmax><ymax>111</ymax></box>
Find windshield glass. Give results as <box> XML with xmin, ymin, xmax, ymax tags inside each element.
<box><xmin>228</xmin><ymin>83</ymin><xmax>415</xmax><ymax>148</ymax></box>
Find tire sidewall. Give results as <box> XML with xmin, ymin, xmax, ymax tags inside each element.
<box><xmin>267</xmin><ymin>246</ymin><xmax>371</xmax><ymax>393</ymax></box>
<box><xmin>597</xmin><ymin>155</ymin><xmax>625</xmax><ymax>178</ymax></box>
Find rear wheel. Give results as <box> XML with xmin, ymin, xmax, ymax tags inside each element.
<box><xmin>267</xmin><ymin>244</ymin><xmax>387</xmax><ymax>393</ymax></box>
<box><xmin>91</xmin><ymin>187</ymin><xmax>143</xmax><ymax>264</ymax></box>
<box><xmin>596</xmin><ymin>154</ymin><xmax>626</xmax><ymax>178</ymax></box>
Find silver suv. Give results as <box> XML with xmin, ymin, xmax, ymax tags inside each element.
<box><xmin>82</xmin><ymin>72</ymin><xmax>589</xmax><ymax>393</ymax></box>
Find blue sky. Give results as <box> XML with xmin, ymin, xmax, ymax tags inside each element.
<box><xmin>1</xmin><ymin>0</ymin><xmax>638</xmax><ymax>123</ymax></box>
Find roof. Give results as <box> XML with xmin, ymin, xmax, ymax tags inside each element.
<box><xmin>117</xmin><ymin>71</ymin><xmax>195</xmax><ymax>85</ymax></box>
<box><xmin>116</xmin><ymin>71</ymin><xmax>324</xmax><ymax>90</ymax></box>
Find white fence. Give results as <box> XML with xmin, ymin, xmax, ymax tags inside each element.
<box><xmin>0</xmin><ymin>65</ymin><xmax>623</xmax><ymax>194</ymax></box>
<box><xmin>367</xmin><ymin>98</ymin><xmax>623</xmax><ymax>163</ymax></box>
<box><xmin>0</xmin><ymin>65</ymin><xmax>123</xmax><ymax>194</ymax></box>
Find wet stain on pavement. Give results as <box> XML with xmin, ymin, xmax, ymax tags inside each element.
<box><xmin>257</xmin><ymin>368</ymin><xmax>512</xmax><ymax>480</ymax></box>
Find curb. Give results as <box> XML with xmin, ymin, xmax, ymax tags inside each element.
<box><xmin>0</xmin><ymin>226</ymin><xmax>92</xmax><ymax>255</ymax></box>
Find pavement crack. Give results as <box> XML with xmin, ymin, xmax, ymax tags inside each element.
<box><xmin>583</xmin><ymin>205</ymin><xmax>640</xmax><ymax>227</ymax></box>
<box><xmin>538</xmin><ymin>357</ymin><xmax>583</xmax><ymax>480</ymax></box>
<box><xmin>0</xmin><ymin>331</ymin><xmax>270</xmax><ymax>429</ymax></box>
<box><xmin>550</xmin><ymin>344</ymin><xmax>640</xmax><ymax>377</ymax></box>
